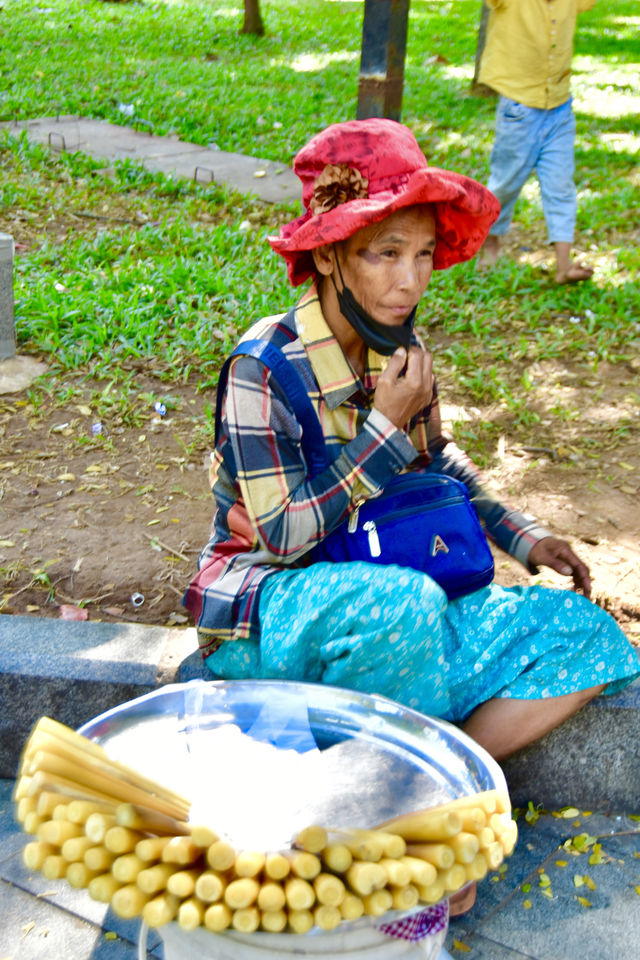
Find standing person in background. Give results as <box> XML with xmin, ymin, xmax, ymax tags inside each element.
<box><xmin>476</xmin><ymin>0</ymin><xmax>596</xmax><ymax>283</ymax></box>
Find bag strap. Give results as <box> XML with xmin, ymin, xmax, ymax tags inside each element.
<box><xmin>215</xmin><ymin>338</ymin><xmax>330</xmax><ymax>478</ymax></box>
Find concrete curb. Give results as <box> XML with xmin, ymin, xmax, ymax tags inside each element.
<box><xmin>2</xmin><ymin>614</ymin><xmax>639</xmax><ymax>810</ymax></box>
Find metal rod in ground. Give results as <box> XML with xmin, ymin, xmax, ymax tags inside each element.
<box><xmin>0</xmin><ymin>233</ymin><xmax>16</xmax><ymax>361</ymax></box>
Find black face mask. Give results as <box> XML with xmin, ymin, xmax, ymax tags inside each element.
<box><xmin>331</xmin><ymin>249</ymin><xmax>416</xmax><ymax>356</ymax></box>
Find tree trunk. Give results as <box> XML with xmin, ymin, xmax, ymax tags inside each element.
<box><xmin>471</xmin><ymin>2</ymin><xmax>495</xmax><ymax>96</ymax></box>
<box><xmin>241</xmin><ymin>0</ymin><xmax>264</xmax><ymax>36</ymax></box>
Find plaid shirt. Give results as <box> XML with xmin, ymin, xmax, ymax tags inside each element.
<box><xmin>184</xmin><ymin>287</ymin><xmax>550</xmax><ymax>655</ymax></box>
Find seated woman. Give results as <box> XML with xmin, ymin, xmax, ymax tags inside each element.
<box><xmin>184</xmin><ymin>118</ymin><xmax>639</xmax><ymax>764</ymax></box>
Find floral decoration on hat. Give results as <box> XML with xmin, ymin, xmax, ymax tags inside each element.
<box><xmin>309</xmin><ymin>163</ymin><xmax>369</xmax><ymax>216</ymax></box>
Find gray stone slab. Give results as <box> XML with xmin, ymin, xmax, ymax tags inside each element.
<box><xmin>502</xmin><ymin>679</ymin><xmax>640</xmax><ymax>812</ymax></box>
<box><xmin>2</xmin><ymin>116</ymin><xmax>300</xmax><ymax>203</ymax></box>
<box><xmin>469</xmin><ymin>830</ymin><xmax>640</xmax><ymax>960</ymax></box>
<box><xmin>0</xmin><ymin>615</ymin><xmax>201</xmax><ymax>776</ymax></box>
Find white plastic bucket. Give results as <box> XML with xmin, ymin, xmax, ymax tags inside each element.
<box><xmin>154</xmin><ymin>916</ymin><xmax>447</xmax><ymax>960</ymax></box>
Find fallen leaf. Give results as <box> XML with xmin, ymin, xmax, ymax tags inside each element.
<box><xmin>523</xmin><ymin>899</ymin><xmax>532</xmax><ymax>909</ymax></box>
<box><xmin>0</xmin><ymin>539</ymin><xmax>15</xmax><ymax>547</ymax></box>
<box><xmin>573</xmin><ymin>875</ymin><xmax>584</xmax><ymax>887</ymax></box>
<box><xmin>559</xmin><ymin>806</ymin><xmax>581</xmax><ymax>818</ymax></box>
<box><xmin>103</xmin><ymin>606</ymin><xmax>125</xmax><ymax>617</ymax></box>
<box><xmin>452</xmin><ymin>939</ymin><xmax>471</xmax><ymax>953</ymax></box>
<box><xmin>576</xmin><ymin>896</ymin><xmax>592</xmax><ymax>908</ymax></box>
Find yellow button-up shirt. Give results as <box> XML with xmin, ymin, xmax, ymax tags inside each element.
<box><xmin>479</xmin><ymin>0</ymin><xmax>597</xmax><ymax>110</ymax></box>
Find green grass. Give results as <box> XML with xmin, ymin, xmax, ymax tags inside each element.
<box><xmin>1</xmin><ymin>0</ymin><xmax>639</xmax><ymax>432</ymax></box>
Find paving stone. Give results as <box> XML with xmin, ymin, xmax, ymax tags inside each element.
<box><xmin>1</xmin><ymin>116</ymin><xmax>300</xmax><ymax>204</ymax></box>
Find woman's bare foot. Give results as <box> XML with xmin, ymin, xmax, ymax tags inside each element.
<box><xmin>449</xmin><ymin>882</ymin><xmax>477</xmax><ymax>917</ymax></box>
<box><xmin>476</xmin><ymin>235</ymin><xmax>500</xmax><ymax>270</ymax></box>
<box><xmin>555</xmin><ymin>261</ymin><xmax>594</xmax><ymax>284</ymax></box>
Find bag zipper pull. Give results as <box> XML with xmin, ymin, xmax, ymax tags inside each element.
<box><xmin>363</xmin><ymin>520</ymin><xmax>381</xmax><ymax>558</ymax></box>
<box><xmin>348</xmin><ymin>505</ymin><xmax>360</xmax><ymax>533</ymax></box>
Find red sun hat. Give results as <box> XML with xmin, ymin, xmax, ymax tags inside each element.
<box><xmin>268</xmin><ymin>118</ymin><xmax>500</xmax><ymax>286</ymax></box>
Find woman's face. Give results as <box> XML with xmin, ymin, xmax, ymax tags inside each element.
<box><xmin>335</xmin><ymin>205</ymin><xmax>436</xmax><ymax>327</ymax></box>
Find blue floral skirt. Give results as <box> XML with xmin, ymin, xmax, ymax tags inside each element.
<box><xmin>206</xmin><ymin>563</ymin><xmax>640</xmax><ymax>724</ymax></box>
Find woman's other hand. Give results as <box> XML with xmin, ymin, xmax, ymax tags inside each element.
<box><xmin>373</xmin><ymin>346</ymin><xmax>434</xmax><ymax>430</ymax></box>
<box><xmin>527</xmin><ymin>537</ymin><xmax>592</xmax><ymax>598</ymax></box>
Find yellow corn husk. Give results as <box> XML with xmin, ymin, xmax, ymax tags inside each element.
<box><xmin>378</xmin><ymin>808</ymin><xmax>462</xmax><ymax>842</ymax></box>
<box><xmin>161</xmin><ymin>836</ymin><xmax>204</xmax><ymax>866</ymax></box>
<box><xmin>314</xmin><ymin>904</ymin><xmax>342</xmax><ymax>930</ymax></box>
<box><xmin>143</xmin><ymin>893</ymin><xmax>179</xmax><ymax>928</ymax></box>
<box><xmin>66</xmin><ymin>862</ymin><xmax>101</xmax><ymax>889</ymax></box>
<box><xmin>42</xmin><ymin>854</ymin><xmax>68</xmax><ymax>880</ymax></box>
<box><xmin>61</xmin><ymin>835</ymin><xmax>95</xmax><ymax>863</ymax></box>
<box><xmin>362</xmin><ymin>889</ymin><xmax>393</xmax><ymax>916</ymax></box>
<box><xmin>135</xmin><ymin>836</ymin><xmax>171</xmax><ymax>862</ymax></box>
<box><xmin>37</xmin><ymin>791</ymin><xmax>69</xmax><ymax>818</ymax></box>
<box><xmin>379</xmin><ymin>857</ymin><xmax>410</xmax><ymax>887</ymax></box>
<box><xmin>194</xmin><ymin>870</ymin><xmax>226</xmax><ymax>904</ymax></box>
<box><xmin>465</xmin><ymin>853</ymin><xmax>488</xmax><ymax>883</ymax></box>
<box><xmin>345</xmin><ymin>861</ymin><xmax>387</xmax><ymax>896</ymax></box>
<box><xmin>416</xmin><ymin>878</ymin><xmax>445</xmax><ymax>904</ymax></box>
<box><xmin>322</xmin><ymin>843</ymin><xmax>353</xmax><ymax>874</ymax></box>
<box><xmin>136</xmin><ymin>863</ymin><xmax>177</xmax><ymax>895</ymax></box>
<box><xmin>37</xmin><ymin>820</ymin><xmax>83</xmax><ymax>847</ymax></box>
<box><xmin>501</xmin><ymin>819</ymin><xmax>518</xmax><ymax>856</ymax></box>
<box><xmin>206</xmin><ymin>840</ymin><xmax>236</xmax><ymax>872</ymax></box>
<box><xmin>257</xmin><ymin>881</ymin><xmax>286</xmax><ymax>912</ymax></box>
<box><xmin>313</xmin><ymin>872</ymin><xmax>346</xmax><ymax>907</ymax></box>
<box><xmin>439</xmin><ymin>863</ymin><xmax>467</xmax><ymax>894</ymax></box>
<box><xmin>288</xmin><ymin>851</ymin><xmax>321</xmax><ymax>880</ymax></box>
<box><xmin>178</xmin><ymin>897</ymin><xmax>205</xmax><ymax>931</ymax></box>
<box><xmin>189</xmin><ymin>825</ymin><xmax>219</xmax><ymax>848</ymax></box>
<box><xmin>85</xmin><ymin>812</ymin><xmax>118</xmax><ymax>845</ymax></box>
<box><xmin>477</xmin><ymin>826</ymin><xmax>495</xmax><ymax>849</ymax></box>
<box><xmin>23</xmin><ymin>841</ymin><xmax>57</xmax><ymax>872</ymax></box>
<box><xmin>399</xmin><ymin>855</ymin><xmax>437</xmax><ymax>888</ymax></box>
<box><xmin>450</xmin><ymin>831</ymin><xmax>480</xmax><ymax>865</ymax></box>
<box><xmin>261</xmin><ymin>909</ymin><xmax>288</xmax><ymax>933</ymax></box>
<box><xmin>84</xmin><ymin>846</ymin><xmax>115</xmax><ymax>873</ymax></box>
<box><xmin>203</xmin><ymin>902</ymin><xmax>232</xmax><ymax>932</ymax></box>
<box><xmin>391</xmin><ymin>884</ymin><xmax>419</xmax><ymax>911</ymax></box>
<box><xmin>112</xmin><ymin>853</ymin><xmax>146</xmax><ymax>884</ymax></box>
<box><xmin>234</xmin><ymin>851</ymin><xmax>266</xmax><ymax>878</ymax></box>
<box><xmin>405</xmin><ymin>842</ymin><xmax>454</xmax><ymax>870</ymax></box>
<box><xmin>224</xmin><ymin>877</ymin><xmax>260</xmax><ymax>910</ymax></box>
<box><xmin>116</xmin><ymin>802</ymin><xmax>190</xmax><ymax>837</ymax></box>
<box><xmin>340</xmin><ymin>893</ymin><xmax>365</xmax><ymax>920</ymax></box>
<box><xmin>16</xmin><ymin>797</ymin><xmax>38</xmax><ymax>822</ymax></box>
<box><xmin>67</xmin><ymin>799</ymin><xmax>115</xmax><ymax>823</ymax></box>
<box><xmin>88</xmin><ymin>873</ymin><xmax>121</xmax><ymax>903</ymax></box>
<box><xmin>484</xmin><ymin>841</ymin><xmax>505</xmax><ymax>871</ymax></box>
<box><xmin>232</xmin><ymin>907</ymin><xmax>260</xmax><ymax>933</ymax></box>
<box><xmin>458</xmin><ymin>808</ymin><xmax>487</xmax><ymax>832</ymax></box>
<box><xmin>264</xmin><ymin>852</ymin><xmax>291</xmax><ymax>880</ymax></box>
<box><xmin>104</xmin><ymin>826</ymin><xmax>144</xmax><ymax>855</ymax></box>
<box><xmin>167</xmin><ymin>868</ymin><xmax>200</xmax><ymax>899</ymax></box>
<box><xmin>23</xmin><ymin>812</ymin><xmax>45</xmax><ymax>835</ymax></box>
<box><xmin>294</xmin><ymin>825</ymin><xmax>328</xmax><ymax>854</ymax></box>
<box><xmin>288</xmin><ymin>909</ymin><xmax>314</xmax><ymax>934</ymax></box>
<box><xmin>284</xmin><ymin>877</ymin><xmax>316</xmax><ymax>911</ymax></box>
<box><xmin>112</xmin><ymin>884</ymin><xmax>151</xmax><ymax>919</ymax></box>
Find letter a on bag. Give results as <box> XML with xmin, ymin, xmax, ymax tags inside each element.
<box><xmin>431</xmin><ymin>534</ymin><xmax>450</xmax><ymax>556</ymax></box>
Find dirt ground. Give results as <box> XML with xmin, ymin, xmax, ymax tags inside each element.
<box><xmin>1</xmin><ymin>346</ymin><xmax>639</xmax><ymax>646</ymax></box>
<box><xmin>1</xmin><ymin>211</ymin><xmax>639</xmax><ymax>643</ymax></box>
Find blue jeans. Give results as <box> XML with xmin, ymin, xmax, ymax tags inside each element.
<box><xmin>488</xmin><ymin>96</ymin><xmax>577</xmax><ymax>243</ymax></box>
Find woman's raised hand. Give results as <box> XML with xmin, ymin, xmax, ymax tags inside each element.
<box><xmin>527</xmin><ymin>537</ymin><xmax>592</xmax><ymax>598</ymax></box>
<box><xmin>373</xmin><ymin>346</ymin><xmax>434</xmax><ymax>430</ymax></box>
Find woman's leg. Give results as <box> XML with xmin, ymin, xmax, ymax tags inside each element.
<box><xmin>461</xmin><ymin>684</ymin><xmax>606</xmax><ymax>761</ymax></box>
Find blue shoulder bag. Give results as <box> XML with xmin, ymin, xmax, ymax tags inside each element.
<box><xmin>217</xmin><ymin>339</ymin><xmax>494</xmax><ymax>600</ymax></box>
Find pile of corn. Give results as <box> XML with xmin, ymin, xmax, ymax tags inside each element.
<box><xmin>14</xmin><ymin>717</ymin><xmax>517</xmax><ymax>934</ymax></box>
